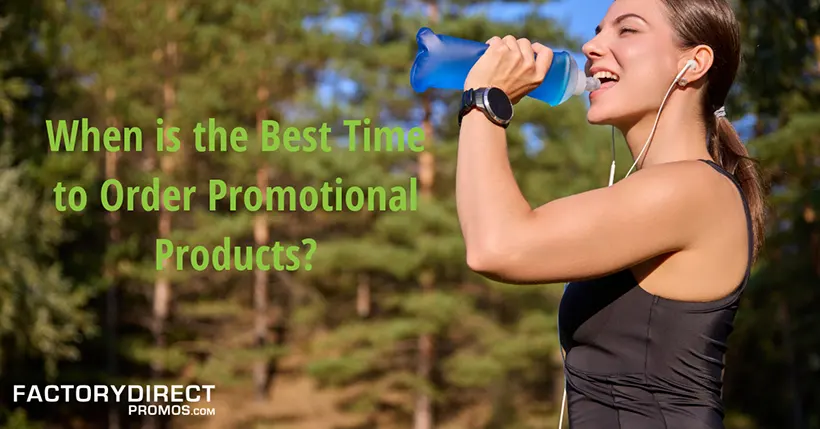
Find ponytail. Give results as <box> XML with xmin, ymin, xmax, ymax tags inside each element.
<box><xmin>658</xmin><ymin>0</ymin><xmax>765</xmax><ymax>259</ymax></box>
<box><xmin>708</xmin><ymin>115</ymin><xmax>766</xmax><ymax>261</ymax></box>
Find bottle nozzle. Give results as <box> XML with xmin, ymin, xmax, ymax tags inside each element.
<box><xmin>586</xmin><ymin>77</ymin><xmax>601</xmax><ymax>92</ymax></box>
<box><xmin>571</xmin><ymin>69</ymin><xmax>602</xmax><ymax>97</ymax></box>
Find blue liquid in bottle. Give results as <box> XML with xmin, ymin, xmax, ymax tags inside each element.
<box><xmin>410</xmin><ymin>27</ymin><xmax>600</xmax><ymax>106</ymax></box>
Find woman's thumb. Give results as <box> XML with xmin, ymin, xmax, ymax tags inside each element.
<box><xmin>532</xmin><ymin>42</ymin><xmax>554</xmax><ymax>77</ymax></box>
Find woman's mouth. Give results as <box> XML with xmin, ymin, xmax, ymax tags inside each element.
<box><xmin>590</xmin><ymin>71</ymin><xmax>619</xmax><ymax>99</ymax></box>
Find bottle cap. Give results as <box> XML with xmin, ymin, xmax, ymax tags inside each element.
<box><xmin>572</xmin><ymin>69</ymin><xmax>601</xmax><ymax>96</ymax></box>
<box><xmin>585</xmin><ymin>77</ymin><xmax>601</xmax><ymax>92</ymax></box>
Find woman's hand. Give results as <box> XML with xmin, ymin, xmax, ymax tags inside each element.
<box><xmin>464</xmin><ymin>35</ymin><xmax>554</xmax><ymax>104</ymax></box>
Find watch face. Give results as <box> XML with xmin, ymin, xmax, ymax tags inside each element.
<box><xmin>486</xmin><ymin>87</ymin><xmax>513</xmax><ymax>121</ymax></box>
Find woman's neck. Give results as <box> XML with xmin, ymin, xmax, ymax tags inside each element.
<box><xmin>619</xmin><ymin>102</ymin><xmax>712</xmax><ymax>170</ymax></box>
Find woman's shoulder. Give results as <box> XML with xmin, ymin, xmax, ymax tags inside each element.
<box><xmin>615</xmin><ymin>159</ymin><xmax>726</xmax><ymax>206</ymax></box>
<box><xmin>625</xmin><ymin>158</ymin><xmax>739</xmax><ymax>201</ymax></box>
<box><xmin>624</xmin><ymin>158</ymin><xmax>748</xmax><ymax>236</ymax></box>
<box><xmin>615</xmin><ymin>158</ymin><xmax>744</xmax><ymax>229</ymax></box>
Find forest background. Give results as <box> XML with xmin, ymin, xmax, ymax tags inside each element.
<box><xmin>1</xmin><ymin>0</ymin><xmax>819</xmax><ymax>428</ymax></box>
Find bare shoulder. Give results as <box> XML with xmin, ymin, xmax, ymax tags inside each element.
<box><xmin>621</xmin><ymin>159</ymin><xmax>724</xmax><ymax>191</ymax></box>
<box><xmin>622</xmin><ymin>158</ymin><xmax>749</xmax><ymax>251</ymax></box>
<box><xmin>646</xmin><ymin>159</ymin><xmax>745</xmax><ymax>213</ymax></box>
<box><xmin>605</xmin><ymin>159</ymin><xmax>731</xmax><ymax>222</ymax></box>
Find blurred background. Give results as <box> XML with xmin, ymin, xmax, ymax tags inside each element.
<box><xmin>0</xmin><ymin>0</ymin><xmax>818</xmax><ymax>428</ymax></box>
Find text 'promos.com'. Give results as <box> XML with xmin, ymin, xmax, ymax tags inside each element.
<box><xmin>14</xmin><ymin>385</ymin><xmax>217</xmax><ymax>417</ymax></box>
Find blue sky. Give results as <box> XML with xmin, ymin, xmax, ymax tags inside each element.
<box><xmin>464</xmin><ymin>0</ymin><xmax>613</xmax><ymax>61</ymax></box>
<box><xmin>545</xmin><ymin>0</ymin><xmax>614</xmax><ymax>38</ymax></box>
<box><xmin>476</xmin><ymin>0</ymin><xmax>612</xmax><ymax>42</ymax></box>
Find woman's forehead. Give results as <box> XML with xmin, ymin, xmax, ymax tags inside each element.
<box><xmin>594</xmin><ymin>0</ymin><xmax>677</xmax><ymax>38</ymax></box>
<box><xmin>601</xmin><ymin>0</ymin><xmax>666</xmax><ymax>26</ymax></box>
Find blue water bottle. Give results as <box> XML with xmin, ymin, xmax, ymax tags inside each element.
<box><xmin>409</xmin><ymin>27</ymin><xmax>600</xmax><ymax>106</ymax></box>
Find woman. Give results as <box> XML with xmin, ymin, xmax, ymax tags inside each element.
<box><xmin>456</xmin><ymin>0</ymin><xmax>765</xmax><ymax>427</ymax></box>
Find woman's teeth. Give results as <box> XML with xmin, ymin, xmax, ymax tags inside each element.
<box><xmin>592</xmin><ymin>71</ymin><xmax>620</xmax><ymax>82</ymax></box>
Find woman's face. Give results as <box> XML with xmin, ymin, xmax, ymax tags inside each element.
<box><xmin>582</xmin><ymin>0</ymin><xmax>684</xmax><ymax>127</ymax></box>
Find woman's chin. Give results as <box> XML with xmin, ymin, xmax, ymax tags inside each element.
<box><xmin>586</xmin><ymin>103</ymin><xmax>629</xmax><ymax>127</ymax></box>
<box><xmin>586</xmin><ymin>108</ymin><xmax>613</xmax><ymax>125</ymax></box>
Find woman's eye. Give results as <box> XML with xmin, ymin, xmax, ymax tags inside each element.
<box><xmin>620</xmin><ymin>27</ymin><xmax>637</xmax><ymax>35</ymax></box>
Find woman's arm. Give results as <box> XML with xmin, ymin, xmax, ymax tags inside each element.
<box><xmin>455</xmin><ymin>35</ymin><xmax>710</xmax><ymax>284</ymax></box>
<box><xmin>456</xmin><ymin>109</ymin><xmax>709</xmax><ymax>284</ymax></box>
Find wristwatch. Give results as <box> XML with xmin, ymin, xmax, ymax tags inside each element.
<box><xmin>458</xmin><ymin>87</ymin><xmax>514</xmax><ymax>128</ymax></box>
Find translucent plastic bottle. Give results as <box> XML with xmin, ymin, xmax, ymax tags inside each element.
<box><xmin>410</xmin><ymin>27</ymin><xmax>600</xmax><ymax>106</ymax></box>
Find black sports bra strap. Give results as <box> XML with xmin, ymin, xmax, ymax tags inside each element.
<box><xmin>698</xmin><ymin>159</ymin><xmax>754</xmax><ymax>290</ymax></box>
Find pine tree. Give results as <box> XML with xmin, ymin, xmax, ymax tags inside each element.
<box><xmin>303</xmin><ymin>1</ymin><xmax>616</xmax><ymax>427</ymax></box>
<box><xmin>172</xmin><ymin>0</ymin><xmax>339</xmax><ymax>408</ymax></box>
<box><xmin>722</xmin><ymin>1</ymin><xmax>820</xmax><ymax>427</ymax></box>
<box><xmin>0</xmin><ymin>0</ymin><xmax>98</xmax><ymax>425</ymax></box>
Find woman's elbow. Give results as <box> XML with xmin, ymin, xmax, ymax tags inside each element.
<box><xmin>465</xmin><ymin>247</ymin><xmax>494</xmax><ymax>274</ymax></box>
<box><xmin>465</xmin><ymin>239</ymin><xmax>512</xmax><ymax>275</ymax></box>
<box><xmin>466</xmin><ymin>249</ymin><xmax>531</xmax><ymax>284</ymax></box>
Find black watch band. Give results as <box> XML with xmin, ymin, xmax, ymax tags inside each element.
<box><xmin>458</xmin><ymin>87</ymin><xmax>514</xmax><ymax>128</ymax></box>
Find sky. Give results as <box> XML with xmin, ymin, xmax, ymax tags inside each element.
<box><xmin>470</xmin><ymin>0</ymin><xmax>613</xmax><ymax>115</ymax></box>
<box><xmin>464</xmin><ymin>0</ymin><xmax>613</xmax><ymax>63</ymax></box>
<box><xmin>474</xmin><ymin>0</ymin><xmax>612</xmax><ymax>42</ymax></box>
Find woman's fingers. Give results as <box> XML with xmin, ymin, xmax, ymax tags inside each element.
<box><xmin>517</xmin><ymin>38</ymin><xmax>536</xmax><ymax>71</ymax></box>
<box><xmin>470</xmin><ymin>34</ymin><xmax>549</xmax><ymax>100</ymax></box>
<box><xmin>532</xmin><ymin>42</ymin><xmax>554</xmax><ymax>77</ymax></box>
<box><xmin>502</xmin><ymin>35</ymin><xmax>520</xmax><ymax>54</ymax></box>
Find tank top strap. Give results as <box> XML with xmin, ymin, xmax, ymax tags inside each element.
<box><xmin>698</xmin><ymin>158</ymin><xmax>754</xmax><ymax>297</ymax></box>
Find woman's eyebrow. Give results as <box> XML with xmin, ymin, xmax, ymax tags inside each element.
<box><xmin>595</xmin><ymin>13</ymin><xmax>649</xmax><ymax>34</ymax></box>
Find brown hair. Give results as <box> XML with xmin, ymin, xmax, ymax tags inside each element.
<box><xmin>660</xmin><ymin>0</ymin><xmax>766</xmax><ymax>260</ymax></box>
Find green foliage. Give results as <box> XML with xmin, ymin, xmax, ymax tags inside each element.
<box><xmin>0</xmin><ymin>408</ymin><xmax>44</xmax><ymax>429</ymax></box>
<box><xmin>0</xmin><ymin>150</ymin><xmax>96</xmax><ymax>378</ymax></box>
<box><xmin>721</xmin><ymin>2</ymin><xmax>820</xmax><ymax>427</ymax></box>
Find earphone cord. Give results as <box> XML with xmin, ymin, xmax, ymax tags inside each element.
<box><xmin>557</xmin><ymin>286</ymin><xmax>568</xmax><ymax>429</ymax></box>
<box><xmin>558</xmin><ymin>351</ymin><xmax>567</xmax><ymax>427</ymax></box>
<box><xmin>622</xmin><ymin>67</ymin><xmax>688</xmax><ymax>180</ymax></box>
<box><xmin>608</xmin><ymin>126</ymin><xmax>616</xmax><ymax>186</ymax></box>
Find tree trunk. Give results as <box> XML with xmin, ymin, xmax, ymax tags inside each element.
<box><xmin>779</xmin><ymin>301</ymin><xmax>803</xmax><ymax>429</ymax></box>
<box><xmin>810</xmin><ymin>36</ymin><xmax>820</xmax><ymax>278</ymax></box>
<box><xmin>357</xmin><ymin>273</ymin><xmax>371</xmax><ymax>318</ymax></box>
<box><xmin>147</xmin><ymin>4</ymin><xmax>178</xmax><ymax>429</ymax></box>
<box><xmin>813</xmin><ymin>36</ymin><xmax>820</xmax><ymax>72</ymax></box>
<box><xmin>105</xmin><ymin>86</ymin><xmax>121</xmax><ymax>429</ymax></box>
<box><xmin>414</xmin><ymin>1</ymin><xmax>437</xmax><ymax>422</ymax></box>
<box><xmin>252</xmin><ymin>83</ymin><xmax>274</xmax><ymax>400</ymax></box>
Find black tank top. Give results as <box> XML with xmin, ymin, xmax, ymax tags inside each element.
<box><xmin>557</xmin><ymin>159</ymin><xmax>753</xmax><ymax>429</ymax></box>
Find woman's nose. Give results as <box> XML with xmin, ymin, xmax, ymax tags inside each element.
<box><xmin>582</xmin><ymin>36</ymin><xmax>605</xmax><ymax>60</ymax></box>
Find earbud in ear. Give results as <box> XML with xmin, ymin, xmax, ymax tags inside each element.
<box><xmin>675</xmin><ymin>59</ymin><xmax>697</xmax><ymax>86</ymax></box>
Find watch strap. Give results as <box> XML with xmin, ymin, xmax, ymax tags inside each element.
<box><xmin>458</xmin><ymin>87</ymin><xmax>511</xmax><ymax>129</ymax></box>
<box><xmin>458</xmin><ymin>88</ymin><xmax>478</xmax><ymax>126</ymax></box>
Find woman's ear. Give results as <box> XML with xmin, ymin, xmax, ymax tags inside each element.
<box><xmin>679</xmin><ymin>45</ymin><xmax>714</xmax><ymax>85</ymax></box>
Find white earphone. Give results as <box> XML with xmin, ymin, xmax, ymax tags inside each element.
<box><xmin>680</xmin><ymin>60</ymin><xmax>698</xmax><ymax>80</ymax></box>
<box><xmin>609</xmin><ymin>60</ymin><xmax>698</xmax><ymax>186</ymax></box>
<box><xmin>611</xmin><ymin>59</ymin><xmax>697</xmax><ymax>184</ymax></box>
<box><xmin>675</xmin><ymin>60</ymin><xmax>697</xmax><ymax>87</ymax></box>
